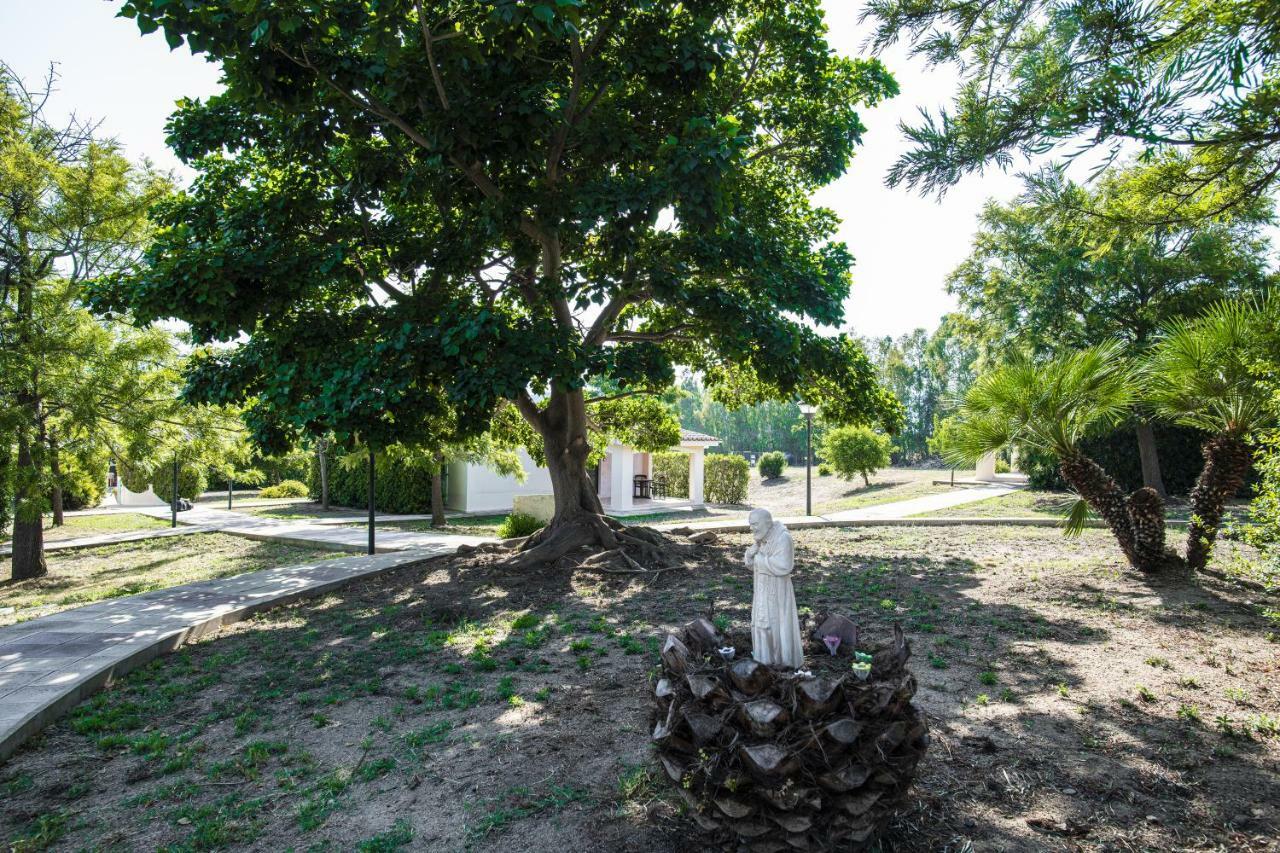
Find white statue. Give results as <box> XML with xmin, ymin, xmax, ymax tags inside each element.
<box><xmin>745</xmin><ymin>508</ymin><xmax>804</xmax><ymax>669</ymax></box>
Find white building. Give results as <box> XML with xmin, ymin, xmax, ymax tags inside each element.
<box><xmin>446</xmin><ymin>428</ymin><xmax>720</xmax><ymax>515</ymax></box>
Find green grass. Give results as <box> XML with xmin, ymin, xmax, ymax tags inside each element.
<box><xmin>13</xmin><ymin>512</ymin><xmax>172</xmax><ymax>544</ymax></box>
<box><xmin>814</xmin><ymin>478</ymin><xmax>952</xmax><ymax>515</ymax></box>
<box><xmin>0</xmin><ymin>533</ymin><xmax>337</xmax><ymax>625</ymax></box>
<box><xmin>920</xmin><ymin>488</ymin><xmax>1250</xmax><ymax>522</ymax></box>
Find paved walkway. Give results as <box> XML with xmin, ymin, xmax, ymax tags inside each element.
<box><xmin>658</xmin><ymin>482</ymin><xmax>1023</xmax><ymax>532</ymax></box>
<box><xmin>125</xmin><ymin>506</ymin><xmax>480</xmax><ymax>554</ymax></box>
<box><xmin>0</xmin><ymin>536</ymin><xmax>490</xmax><ymax>761</ymax></box>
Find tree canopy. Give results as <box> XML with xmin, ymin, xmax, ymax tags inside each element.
<box><xmin>862</xmin><ymin>0</ymin><xmax>1280</xmax><ymax>223</ymax></box>
<box><xmin>99</xmin><ymin>0</ymin><xmax>904</xmax><ymax>560</ymax></box>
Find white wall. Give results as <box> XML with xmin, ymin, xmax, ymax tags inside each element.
<box><xmin>447</xmin><ymin>449</ymin><xmax>554</xmax><ymax>514</ymax></box>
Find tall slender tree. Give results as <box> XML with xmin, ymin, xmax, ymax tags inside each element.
<box><xmin>100</xmin><ymin>0</ymin><xmax>904</xmax><ymax>565</ymax></box>
<box><xmin>1</xmin><ymin>64</ymin><xmax>169</xmax><ymax>580</ymax></box>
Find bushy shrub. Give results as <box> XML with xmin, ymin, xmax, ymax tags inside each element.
<box><xmin>259</xmin><ymin>479</ymin><xmax>309</xmax><ymax>499</ymax></box>
<box><xmin>758</xmin><ymin>451</ymin><xmax>787</xmax><ymax>480</ymax></box>
<box><xmin>309</xmin><ymin>447</ymin><xmax>442</xmax><ymax>513</ymax></box>
<box><xmin>817</xmin><ymin>463</ymin><xmax>833</xmax><ymax>477</ymax></box>
<box><xmin>153</xmin><ymin>464</ymin><xmax>208</xmax><ymax>504</ymax></box>
<box><xmin>498</xmin><ymin>511</ymin><xmax>543</xmax><ymax>539</ymax></box>
<box><xmin>120</xmin><ymin>461</ymin><xmax>152</xmax><ymax>494</ymax></box>
<box><xmin>55</xmin><ymin>450</ymin><xmax>107</xmax><ymax>511</ymax></box>
<box><xmin>706</xmin><ymin>454</ymin><xmax>749</xmax><ymax>504</ymax></box>
<box><xmin>259</xmin><ymin>449</ymin><xmax>312</xmax><ymax>485</ymax></box>
<box><xmin>820</xmin><ymin>425</ymin><xmax>893</xmax><ymax>486</ymax></box>
<box><xmin>651</xmin><ymin>452</ymin><xmax>690</xmax><ymax>498</ymax></box>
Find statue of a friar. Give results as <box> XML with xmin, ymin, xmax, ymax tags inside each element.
<box><xmin>745</xmin><ymin>508</ymin><xmax>804</xmax><ymax>669</ymax></box>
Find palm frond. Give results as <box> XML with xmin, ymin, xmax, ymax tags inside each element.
<box><xmin>1062</xmin><ymin>496</ymin><xmax>1094</xmax><ymax>538</ymax></box>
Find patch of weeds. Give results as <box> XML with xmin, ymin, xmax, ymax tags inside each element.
<box><xmin>616</xmin><ymin>763</ymin><xmax>656</xmax><ymax>811</ymax></box>
<box><xmin>441</xmin><ymin>662</ymin><xmax>464</xmax><ymax>675</ymax></box>
<box><xmin>1056</xmin><ymin>683</ymin><xmax>1069</xmax><ymax>698</ymax></box>
<box><xmin>711</xmin><ymin>614</ymin><xmax>730</xmax><ymax>633</ymax></box>
<box><xmin>3</xmin><ymin>772</ymin><xmax>34</xmax><ymax>796</ymax></box>
<box><xmin>1176</xmin><ymin>676</ymin><xmax>1200</xmax><ymax>689</ymax></box>
<box><xmin>171</xmin><ymin>793</ymin><xmax>268</xmax><ymax>849</ymax></box>
<box><xmin>1224</xmin><ymin>686</ymin><xmax>1250</xmax><ymax>705</ymax></box>
<box><xmin>975</xmin><ymin>694</ymin><xmax>990</xmax><ymax>706</ymax></box>
<box><xmin>1144</xmin><ymin>656</ymin><xmax>1172</xmax><ymax>670</ymax></box>
<box><xmin>927</xmin><ymin>653</ymin><xmax>948</xmax><ymax>669</ymax></box>
<box><xmin>1136</xmin><ymin>685</ymin><xmax>1157</xmax><ymax>703</ymax></box>
<box><xmin>576</xmin><ymin>654</ymin><xmax>593</xmax><ymax>671</ymax></box>
<box><xmin>977</xmin><ymin>671</ymin><xmax>997</xmax><ymax>686</ymax></box>
<box><xmin>9</xmin><ymin>810</ymin><xmax>69</xmax><ymax>852</ymax></box>
<box><xmin>1177</xmin><ymin>703</ymin><xmax>1201</xmax><ymax>723</ymax></box>
<box><xmin>568</xmin><ymin>638</ymin><xmax>594</xmax><ymax>653</ymax></box>
<box><xmin>466</xmin><ymin>785</ymin><xmax>590</xmax><ymax>841</ymax></box>
<box><xmin>1251</xmin><ymin>713</ymin><xmax>1279</xmax><ymax>738</ymax></box>
<box><xmin>616</xmin><ymin>634</ymin><xmax>646</xmax><ymax>655</ymax></box>
<box><xmin>296</xmin><ymin>769</ymin><xmax>351</xmax><ymax>831</ymax></box>
<box><xmin>496</xmin><ymin>677</ymin><xmax>517</xmax><ymax>702</ymax></box>
<box><xmin>534</xmin><ymin>687</ymin><xmax>551</xmax><ymax>702</ymax></box>
<box><xmin>358</xmin><ymin>757</ymin><xmax>397</xmax><ymax>782</ymax></box>
<box><xmin>357</xmin><ymin>818</ymin><xmax>414</xmax><ymax>851</ymax></box>
<box><xmin>510</xmin><ymin>613</ymin><xmax>540</xmax><ymax>631</ymax></box>
<box><xmin>404</xmin><ymin>721</ymin><xmax>452</xmax><ymax>749</ymax></box>
<box><xmin>998</xmin><ymin>688</ymin><xmax>1015</xmax><ymax>703</ymax></box>
<box><xmin>234</xmin><ymin>710</ymin><xmax>261</xmax><ymax>736</ymax></box>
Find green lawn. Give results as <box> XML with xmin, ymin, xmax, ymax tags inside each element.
<box><xmin>918</xmin><ymin>489</ymin><xmax>1251</xmax><ymax>523</ymax></box>
<box><xmin>1</xmin><ymin>512</ymin><xmax>173</xmax><ymax>546</ymax></box>
<box><xmin>350</xmin><ymin>515</ymin><xmax>510</xmax><ymax>536</ymax></box>
<box><xmin>813</xmin><ymin>477</ymin><xmax>952</xmax><ymax>515</ymax></box>
<box><xmin>0</xmin><ymin>533</ymin><xmax>338</xmax><ymax>625</ymax></box>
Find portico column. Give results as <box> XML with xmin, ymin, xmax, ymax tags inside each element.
<box><xmin>975</xmin><ymin>451</ymin><xmax>998</xmax><ymax>482</ymax></box>
<box><xmin>688</xmin><ymin>448</ymin><xmax>705</xmax><ymax>505</ymax></box>
<box><xmin>609</xmin><ymin>444</ymin><xmax>634</xmax><ymax>511</ymax></box>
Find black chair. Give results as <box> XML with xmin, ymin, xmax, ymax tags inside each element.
<box><xmin>633</xmin><ymin>475</ymin><xmax>651</xmax><ymax>499</ymax></box>
<box><xmin>651</xmin><ymin>475</ymin><xmax>668</xmax><ymax>500</ymax></box>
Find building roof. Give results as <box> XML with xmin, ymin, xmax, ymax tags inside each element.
<box><xmin>679</xmin><ymin>428</ymin><xmax>720</xmax><ymax>444</ymax></box>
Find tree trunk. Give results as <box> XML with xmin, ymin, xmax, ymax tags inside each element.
<box><xmin>1135</xmin><ymin>420</ymin><xmax>1167</xmax><ymax>498</ymax></box>
<box><xmin>11</xmin><ymin>419</ymin><xmax>47</xmax><ymax>581</ymax></box>
<box><xmin>510</xmin><ymin>387</ymin><xmax>627</xmax><ymax>567</ymax></box>
<box><xmin>317</xmin><ymin>441</ymin><xmax>330</xmax><ymax>511</ymax></box>
<box><xmin>46</xmin><ymin>426</ymin><xmax>63</xmax><ymax>526</ymax></box>
<box><xmin>1185</xmin><ymin>435</ymin><xmax>1251</xmax><ymax>572</ymax></box>
<box><xmin>1059</xmin><ymin>451</ymin><xmax>1176</xmax><ymax>573</ymax></box>
<box><xmin>431</xmin><ymin>451</ymin><xmax>447</xmax><ymax>528</ymax></box>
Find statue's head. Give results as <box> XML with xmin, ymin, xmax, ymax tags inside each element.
<box><xmin>748</xmin><ymin>508</ymin><xmax>773</xmax><ymax>540</ymax></box>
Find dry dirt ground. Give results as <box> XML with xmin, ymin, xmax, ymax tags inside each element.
<box><xmin>1</xmin><ymin>526</ymin><xmax>1277</xmax><ymax>852</ymax></box>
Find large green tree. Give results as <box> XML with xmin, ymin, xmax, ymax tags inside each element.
<box><xmin>1</xmin><ymin>64</ymin><xmax>170</xmax><ymax>580</ymax></box>
<box><xmin>100</xmin><ymin>0</ymin><xmax>903</xmax><ymax>565</ymax></box>
<box><xmin>862</xmin><ymin>0</ymin><xmax>1280</xmax><ymax>223</ymax></box>
<box><xmin>948</xmin><ymin>163</ymin><xmax>1274</xmax><ymax>494</ymax></box>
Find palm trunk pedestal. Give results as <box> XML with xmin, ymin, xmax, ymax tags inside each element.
<box><xmin>652</xmin><ymin>619</ymin><xmax>928</xmax><ymax>852</ymax></box>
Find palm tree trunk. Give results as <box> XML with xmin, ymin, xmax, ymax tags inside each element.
<box><xmin>1185</xmin><ymin>435</ymin><xmax>1251</xmax><ymax>571</ymax></box>
<box><xmin>1059</xmin><ymin>452</ymin><xmax>1175</xmax><ymax>573</ymax></box>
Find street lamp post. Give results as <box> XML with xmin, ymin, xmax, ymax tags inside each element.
<box><xmin>798</xmin><ymin>403</ymin><xmax>817</xmax><ymax>516</ymax></box>
<box><xmin>367</xmin><ymin>446</ymin><xmax>376</xmax><ymax>555</ymax></box>
<box><xmin>171</xmin><ymin>456</ymin><xmax>179</xmax><ymax>528</ymax></box>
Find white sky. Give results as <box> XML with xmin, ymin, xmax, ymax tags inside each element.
<box><xmin>1</xmin><ymin>0</ymin><xmax>1036</xmax><ymax>339</ymax></box>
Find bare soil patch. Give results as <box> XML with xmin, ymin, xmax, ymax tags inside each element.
<box><xmin>1</xmin><ymin>526</ymin><xmax>1276</xmax><ymax>852</ymax></box>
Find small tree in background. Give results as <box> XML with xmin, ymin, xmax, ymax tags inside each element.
<box><xmin>821</xmin><ymin>425</ymin><xmax>893</xmax><ymax>486</ymax></box>
<box><xmin>758</xmin><ymin>451</ymin><xmax>787</xmax><ymax>480</ymax></box>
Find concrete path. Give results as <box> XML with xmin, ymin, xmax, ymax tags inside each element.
<box><xmin>658</xmin><ymin>482</ymin><xmax>1022</xmax><ymax>532</ymax></box>
<box><xmin>0</xmin><ymin>538</ymin><xmax>490</xmax><ymax>761</ymax></box>
<box><xmin>127</xmin><ymin>506</ymin><xmax>479</xmax><ymax>554</ymax></box>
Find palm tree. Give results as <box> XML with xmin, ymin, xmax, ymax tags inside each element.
<box><xmin>946</xmin><ymin>343</ymin><xmax>1180</xmax><ymax>572</ymax></box>
<box><xmin>1144</xmin><ymin>300</ymin><xmax>1273</xmax><ymax>571</ymax></box>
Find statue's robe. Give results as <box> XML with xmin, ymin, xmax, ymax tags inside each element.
<box><xmin>749</xmin><ymin>521</ymin><xmax>804</xmax><ymax>669</ymax></box>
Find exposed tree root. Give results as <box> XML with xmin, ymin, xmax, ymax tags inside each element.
<box><xmin>503</xmin><ymin>512</ymin><xmax>701</xmax><ymax>578</ymax></box>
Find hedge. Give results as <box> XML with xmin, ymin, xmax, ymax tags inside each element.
<box><xmin>651</xmin><ymin>452</ymin><xmax>690</xmax><ymax>498</ymax></box>
<box><xmin>1020</xmin><ymin>423</ymin><xmax>1212</xmax><ymax>495</ymax></box>
<box><xmin>310</xmin><ymin>448</ymin><xmax>442</xmax><ymax>514</ymax></box>
<box><xmin>154</xmin><ymin>465</ymin><xmax>208</xmax><ymax>504</ymax></box>
<box><xmin>706</xmin><ymin>454</ymin><xmax>749</xmax><ymax>504</ymax></box>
